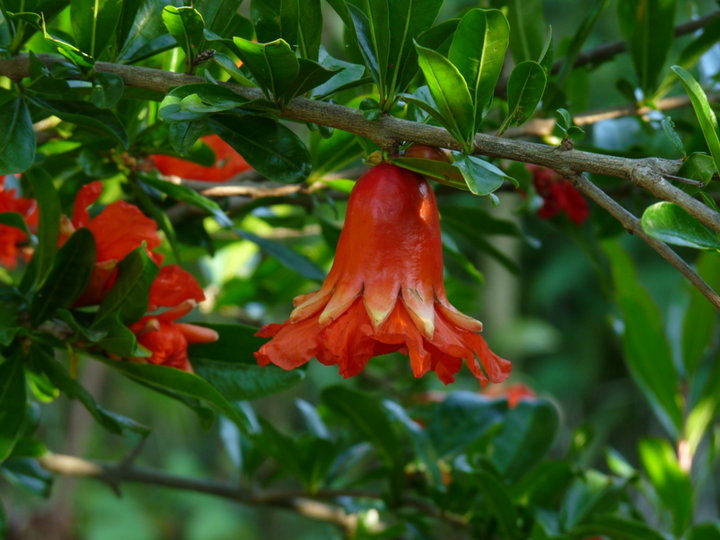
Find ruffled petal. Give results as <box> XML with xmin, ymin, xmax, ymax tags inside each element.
<box><xmin>148</xmin><ymin>265</ymin><xmax>205</xmax><ymax>310</ymax></box>
<box><xmin>436</xmin><ymin>302</ymin><xmax>484</xmax><ymax>332</ymax></box>
<box><xmin>290</xmin><ymin>286</ymin><xmax>334</xmax><ymax>322</ymax></box>
<box><xmin>87</xmin><ymin>201</ymin><xmax>161</xmax><ymax>262</ymax></box>
<box><xmin>317</xmin><ymin>299</ymin><xmax>378</xmax><ymax>377</ymax></box>
<box><xmin>254</xmin><ymin>317</ymin><xmax>321</xmax><ymax>370</ymax></box>
<box><xmin>71</xmin><ymin>181</ymin><xmax>104</xmax><ymax>228</ymax></box>
<box><xmin>318</xmin><ymin>279</ymin><xmax>362</xmax><ymax>326</ymax></box>
<box><xmin>376</xmin><ymin>303</ymin><xmax>431</xmax><ymax>378</ymax></box>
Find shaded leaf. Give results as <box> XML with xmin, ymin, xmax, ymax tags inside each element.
<box><xmin>0</xmin><ymin>92</ymin><xmax>36</xmax><ymax>174</ymax></box>
<box><xmin>641</xmin><ymin>202</ymin><xmax>720</xmax><ymax>250</ymax></box>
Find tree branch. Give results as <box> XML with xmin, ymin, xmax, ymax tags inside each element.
<box><xmin>37</xmin><ymin>452</ymin><xmax>468</xmax><ymax>534</ymax></box>
<box><xmin>551</xmin><ymin>10</ymin><xmax>720</xmax><ymax>73</ymax></box>
<box><xmin>569</xmin><ymin>173</ymin><xmax>720</xmax><ymax>310</ymax></box>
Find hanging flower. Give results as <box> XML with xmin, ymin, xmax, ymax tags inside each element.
<box><xmin>147</xmin><ymin>264</ymin><xmax>206</xmax><ymax>311</ymax></box>
<box><xmin>0</xmin><ymin>175</ymin><xmax>38</xmax><ymax>268</ymax></box>
<box><xmin>255</xmin><ymin>163</ymin><xmax>511</xmax><ymax>385</ymax></box>
<box><xmin>150</xmin><ymin>134</ymin><xmax>251</xmax><ymax>182</ymax></box>
<box><xmin>130</xmin><ymin>300</ymin><xmax>218</xmax><ymax>372</ymax></box>
<box><xmin>528</xmin><ymin>164</ymin><xmax>589</xmax><ymax>225</ymax></box>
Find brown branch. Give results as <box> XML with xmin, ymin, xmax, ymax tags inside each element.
<box><xmin>569</xmin><ymin>173</ymin><xmax>720</xmax><ymax>310</ymax></box>
<box><xmin>551</xmin><ymin>10</ymin><xmax>720</xmax><ymax>73</ymax></box>
<box><xmin>504</xmin><ymin>94</ymin><xmax>720</xmax><ymax>138</ymax></box>
<box><xmin>37</xmin><ymin>452</ymin><xmax>468</xmax><ymax>533</ymax></box>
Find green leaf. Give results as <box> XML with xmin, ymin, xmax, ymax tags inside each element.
<box><xmin>233</xmin><ymin>37</ymin><xmax>299</xmax><ymax>100</ymax></box>
<box><xmin>499</xmin><ymin>60</ymin><xmax>547</xmax><ymax>135</ymax></box>
<box><xmin>390</xmin><ymin>156</ymin><xmax>466</xmax><ymax>190</ymax></box>
<box><xmin>452</xmin><ymin>152</ymin><xmax>514</xmax><ymax>196</ymax></box>
<box><xmin>638</xmin><ymin>437</ymin><xmax>693</xmax><ymax>536</ymax></box>
<box><xmin>159</xmin><ymin>83</ymin><xmax>247</xmax><ymax>122</ymax></box>
<box><xmin>661</xmin><ymin>116</ymin><xmax>686</xmax><ymax>157</ymax></box>
<box><xmin>347</xmin><ymin>2</ymin><xmax>389</xmax><ymax>103</ymax></box>
<box><xmin>283</xmin><ymin>0</ymin><xmax>322</xmax><ymax>60</ymax></box>
<box><xmin>30</xmin><ymin>228</ymin><xmax>96</xmax><ymax>327</ymax></box>
<box><xmin>25</xmin><ymin>168</ymin><xmax>61</xmax><ymax>288</ymax></box>
<box><xmin>28</xmin><ymin>96</ymin><xmax>129</xmax><ymax>148</ymax></box>
<box><xmin>0</xmin><ymin>212</ymin><xmax>31</xmax><ymax>238</ymax></box>
<box><xmin>211</xmin><ymin>115</ymin><xmax>311</xmax><ymax>184</ymax></box>
<box><xmin>0</xmin><ymin>353</ymin><xmax>26</xmax><ymax>462</ymax></box>
<box><xmin>618</xmin><ymin>0</ymin><xmax>676</xmax><ymax>96</ymax></box>
<box><xmin>688</xmin><ymin>523</ymin><xmax>720</xmax><ymax>540</ymax></box>
<box><xmin>96</xmin><ymin>313</ymin><xmax>147</xmax><ymax>358</ymax></box>
<box><xmin>560</xmin><ymin>470</ymin><xmax>624</xmax><ymax>530</ymax></box>
<box><xmin>91</xmin><ymin>355</ymin><xmax>251</xmax><ymax>432</ymax></box>
<box><xmin>162</xmin><ymin>5</ymin><xmax>205</xmax><ymax>67</ymax></box>
<box><xmin>682</xmin><ymin>252</ymin><xmax>720</xmax><ymax>373</ymax></box>
<box><xmin>235</xmin><ymin>228</ymin><xmax>325</xmax><ymax>282</ymax></box>
<box><xmin>506</xmin><ymin>0</ymin><xmax>546</xmax><ymax>62</ymax></box>
<box><xmin>476</xmin><ymin>468</ymin><xmax>522</xmax><ymax>540</ymax></box>
<box><xmin>1</xmin><ymin>458</ymin><xmax>53</xmax><ymax>497</ymax></box>
<box><xmin>572</xmin><ymin>515</ymin><xmax>666</xmax><ymax>540</ymax></box>
<box><xmin>677</xmin><ymin>153</ymin><xmax>716</xmax><ymax>194</ymax></box>
<box><xmin>284</xmin><ymin>59</ymin><xmax>338</xmax><ymax>102</ymax></box>
<box><xmin>448</xmin><ymin>9</ymin><xmax>508</xmax><ymax>125</ymax></box>
<box><xmin>490</xmin><ymin>400</ymin><xmax>559</xmax><ymax>480</ymax></box>
<box><xmin>117</xmin><ymin>0</ymin><xmax>177</xmax><ymax>63</ymax></box>
<box><xmin>139</xmin><ymin>173</ymin><xmax>232</xmax><ymax>227</ymax></box>
<box><xmin>194</xmin><ymin>359</ymin><xmax>305</xmax><ymax>401</ymax></box>
<box><xmin>90</xmin><ymin>72</ymin><xmax>124</xmax><ymax>109</ymax></box>
<box><xmin>602</xmin><ymin>241</ymin><xmax>683</xmax><ymax>436</ymax></box>
<box><xmin>0</xmin><ymin>92</ymin><xmax>36</xmax><ymax>174</ymax></box>
<box><xmin>188</xmin><ymin>323</ymin><xmax>266</xmax><ymax>364</ymax></box>
<box><xmin>92</xmin><ymin>247</ymin><xmax>159</xmax><ymax>329</ymax></box>
<box><xmin>641</xmin><ymin>202</ymin><xmax>720</xmax><ymax>250</ymax></box>
<box><xmin>71</xmin><ymin>0</ymin><xmax>123</xmax><ymax>59</ymax></box>
<box><xmin>322</xmin><ymin>386</ymin><xmax>402</xmax><ymax>468</ymax></box>
<box><xmin>671</xmin><ymin>66</ymin><xmax>720</xmax><ymax>174</ymax></box>
<box><xmin>414</xmin><ymin>42</ymin><xmax>475</xmax><ymax>147</ymax></box>
<box><xmin>510</xmin><ymin>460</ymin><xmax>575</xmax><ymax>507</ymax></box>
<box><xmin>34</xmin><ymin>345</ymin><xmax>148</xmax><ymax>436</ymax></box>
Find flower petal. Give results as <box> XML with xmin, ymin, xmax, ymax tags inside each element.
<box><xmin>148</xmin><ymin>265</ymin><xmax>205</xmax><ymax>310</ymax></box>
<box><xmin>401</xmin><ymin>285</ymin><xmax>435</xmax><ymax>338</ymax></box>
<box><xmin>254</xmin><ymin>317</ymin><xmax>321</xmax><ymax>370</ymax></box>
<box><xmin>87</xmin><ymin>201</ymin><xmax>161</xmax><ymax>262</ymax></box>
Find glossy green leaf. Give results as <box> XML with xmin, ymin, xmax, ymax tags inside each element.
<box><xmin>25</xmin><ymin>168</ymin><xmax>61</xmax><ymax>288</ymax></box>
<box><xmin>28</xmin><ymin>97</ymin><xmax>129</xmax><ymax>148</ymax></box>
<box><xmin>233</xmin><ymin>37</ymin><xmax>299</xmax><ymax>100</ymax></box>
<box><xmin>390</xmin><ymin>156</ymin><xmax>466</xmax><ymax>190</ymax></box>
<box><xmin>284</xmin><ymin>59</ymin><xmax>338</xmax><ymax>102</ymax></box>
<box><xmin>425</xmin><ymin>391</ymin><xmax>506</xmax><ymax>456</ymax></box>
<box><xmin>448</xmin><ymin>9</ymin><xmax>508</xmax><ymax>124</ymax></box>
<box><xmin>0</xmin><ymin>353</ymin><xmax>26</xmax><ymax>462</ymax></box>
<box><xmin>452</xmin><ymin>152</ymin><xmax>514</xmax><ymax>196</ymax></box>
<box><xmin>476</xmin><ymin>469</ymin><xmax>523</xmax><ymax>540</ymax></box>
<box><xmin>92</xmin><ymin>247</ymin><xmax>159</xmax><ymax>329</ymax></box>
<box><xmin>672</xmin><ymin>66</ymin><xmax>720</xmax><ymax>174</ymax></box>
<box><xmin>90</xmin><ymin>72</ymin><xmax>124</xmax><ymax>109</ymax></box>
<box><xmin>283</xmin><ymin>0</ymin><xmax>322</xmax><ymax>60</ymax></box>
<box><xmin>499</xmin><ymin>60</ymin><xmax>547</xmax><ymax>134</ymax></box>
<box><xmin>602</xmin><ymin>241</ymin><xmax>683</xmax><ymax>436</ymax></box>
<box><xmin>211</xmin><ymin>115</ymin><xmax>311</xmax><ymax>184</ymax></box>
<box><xmin>30</xmin><ymin>228</ymin><xmax>96</xmax><ymax>327</ymax></box>
<box><xmin>506</xmin><ymin>0</ymin><xmax>546</xmax><ymax>62</ymax></box>
<box><xmin>139</xmin><ymin>173</ymin><xmax>232</xmax><ymax>227</ymax></box>
<box><xmin>92</xmin><ymin>355</ymin><xmax>251</xmax><ymax>432</ymax></box>
<box><xmin>96</xmin><ymin>313</ymin><xmax>147</xmax><ymax>358</ymax></box>
<box><xmin>618</xmin><ymin>0</ymin><xmax>676</xmax><ymax>96</ymax></box>
<box><xmin>678</xmin><ymin>153</ymin><xmax>716</xmax><ymax>194</ymax></box>
<box><xmin>560</xmin><ymin>470</ymin><xmax>624</xmax><ymax>530</ymax></box>
<box><xmin>322</xmin><ymin>386</ymin><xmax>402</xmax><ymax>468</ymax></box>
<box><xmin>194</xmin><ymin>359</ymin><xmax>305</xmax><ymax>401</ymax></box>
<box><xmin>661</xmin><ymin>116</ymin><xmax>686</xmax><ymax>157</ymax></box>
<box><xmin>572</xmin><ymin>515</ymin><xmax>666</xmax><ymax>540</ymax></box>
<box><xmin>188</xmin><ymin>323</ymin><xmax>266</xmax><ymax>364</ymax></box>
<box><xmin>490</xmin><ymin>400</ymin><xmax>559</xmax><ymax>480</ymax></box>
<box><xmin>638</xmin><ymin>437</ymin><xmax>692</xmax><ymax>535</ymax></box>
<box><xmin>71</xmin><ymin>0</ymin><xmax>123</xmax><ymax>59</ymax></box>
<box><xmin>162</xmin><ymin>5</ymin><xmax>205</xmax><ymax>66</ymax></box>
<box><xmin>415</xmin><ymin>42</ymin><xmax>475</xmax><ymax>147</ymax></box>
<box><xmin>159</xmin><ymin>83</ymin><xmax>247</xmax><ymax>122</ymax></box>
<box><xmin>347</xmin><ymin>1</ymin><xmax>389</xmax><ymax>102</ymax></box>
<box><xmin>235</xmin><ymin>228</ymin><xmax>325</xmax><ymax>282</ymax></box>
<box><xmin>35</xmin><ymin>345</ymin><xmax>149</xmax><ymax>436</ymax></box>
<box><xmin>0</xmin><ymin>92</ymin><xmax>36</xmax><ymax>174</ymax></box>
<box><xmin>641</xmin><ymin>202</ymin><xmax>720</xmax><ymax>250</ymax></box>
<box><xmin>117</xmin><ymin>0</ymin><xmax>177</xmax><ymax>63</ymax></box>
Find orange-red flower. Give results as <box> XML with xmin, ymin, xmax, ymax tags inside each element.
<box><xmin>528</xmin><ymin>164</ymin><xmax>589</xmax><ymax>225</ymax></box>
<box><xmin>255</xmin><ymin>163</ymin><xmax>511</xmax><ymax>385</ymax></box>
<box><xmin>148</xmin><ymin>264</ymin><xmax>205</xmax><ymax>311</ymax></box>
<box><xmin>0</xmin><ymin>175</ymin><xmax>38</xmax><ymax>268</ymax></box>
<box><xmin>130</xmin><ymin>300</ymin><xmax>218</xmax><ymax>372</ymax></box>
<box><xmin>483</xmin><ymin>382</ymin><xmax>536</xmax><ymax>408</ymax></box>
<box><xmin>66</xmin><ymin>181</ymin><xmax>163</xmax><ymax>305</ymax></box>
<box><xmin>151</xmin><ymin>135</ymin><xmax>251</xmax><ymax>182</ymax></box>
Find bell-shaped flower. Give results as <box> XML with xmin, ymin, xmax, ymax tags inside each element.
<box><xmin>151</xmin><ymin>135</ymin><xmax>251</xmax><ymax>182</ymax></box>
<box><xmin>255</xmin><ymin>163</ymin><xmax>511</xmax><ymax>385</ymax></box>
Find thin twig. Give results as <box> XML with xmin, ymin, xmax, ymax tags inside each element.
<box><xmin>551</xmin><ymin>10</ymin><xmax>720</xmax><ymax>73</ymax></box>
<box><xmin>503</xmin><ymin>94</ymin><xmax>720</xmax><ymax>138</ymax></box>
<box><xmin>568</xmin><ymin>173</ymin><xmax>720</xmax><ymax>310</ymax></box>
<box><xmin>37</xmin><ymin>452</ymin><xmax>469</xmax><ymax>532</ymax></box>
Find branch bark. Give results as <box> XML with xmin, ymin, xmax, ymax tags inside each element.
<box><xmin>37</xmin><ymin>452</ymin><xmax>468</xmax><ymax>534</ymax></box>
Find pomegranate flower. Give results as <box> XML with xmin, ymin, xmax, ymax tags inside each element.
<box><xmin>151</xmin><ymin>134</ymin><xmax>251</xmax><ymax>182</ymax></box>
<box><xmin>255</xmin><ymin>163</ymin><xmax>511</xmax><ymax>385</ymax></box>
<box><xmin>0</xmin><ymin>175</ymin><xmax>38</xmax><ymax>268</ymax></box>
<box><xmin>130</xmin><ymin>300</ymin><xmax>218</xmax><ymax>372</ymax></box>
<box><xmin>528</xmin><ymin>164</ymin><xmax>589</xmax><ymax>225</ymax></box>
